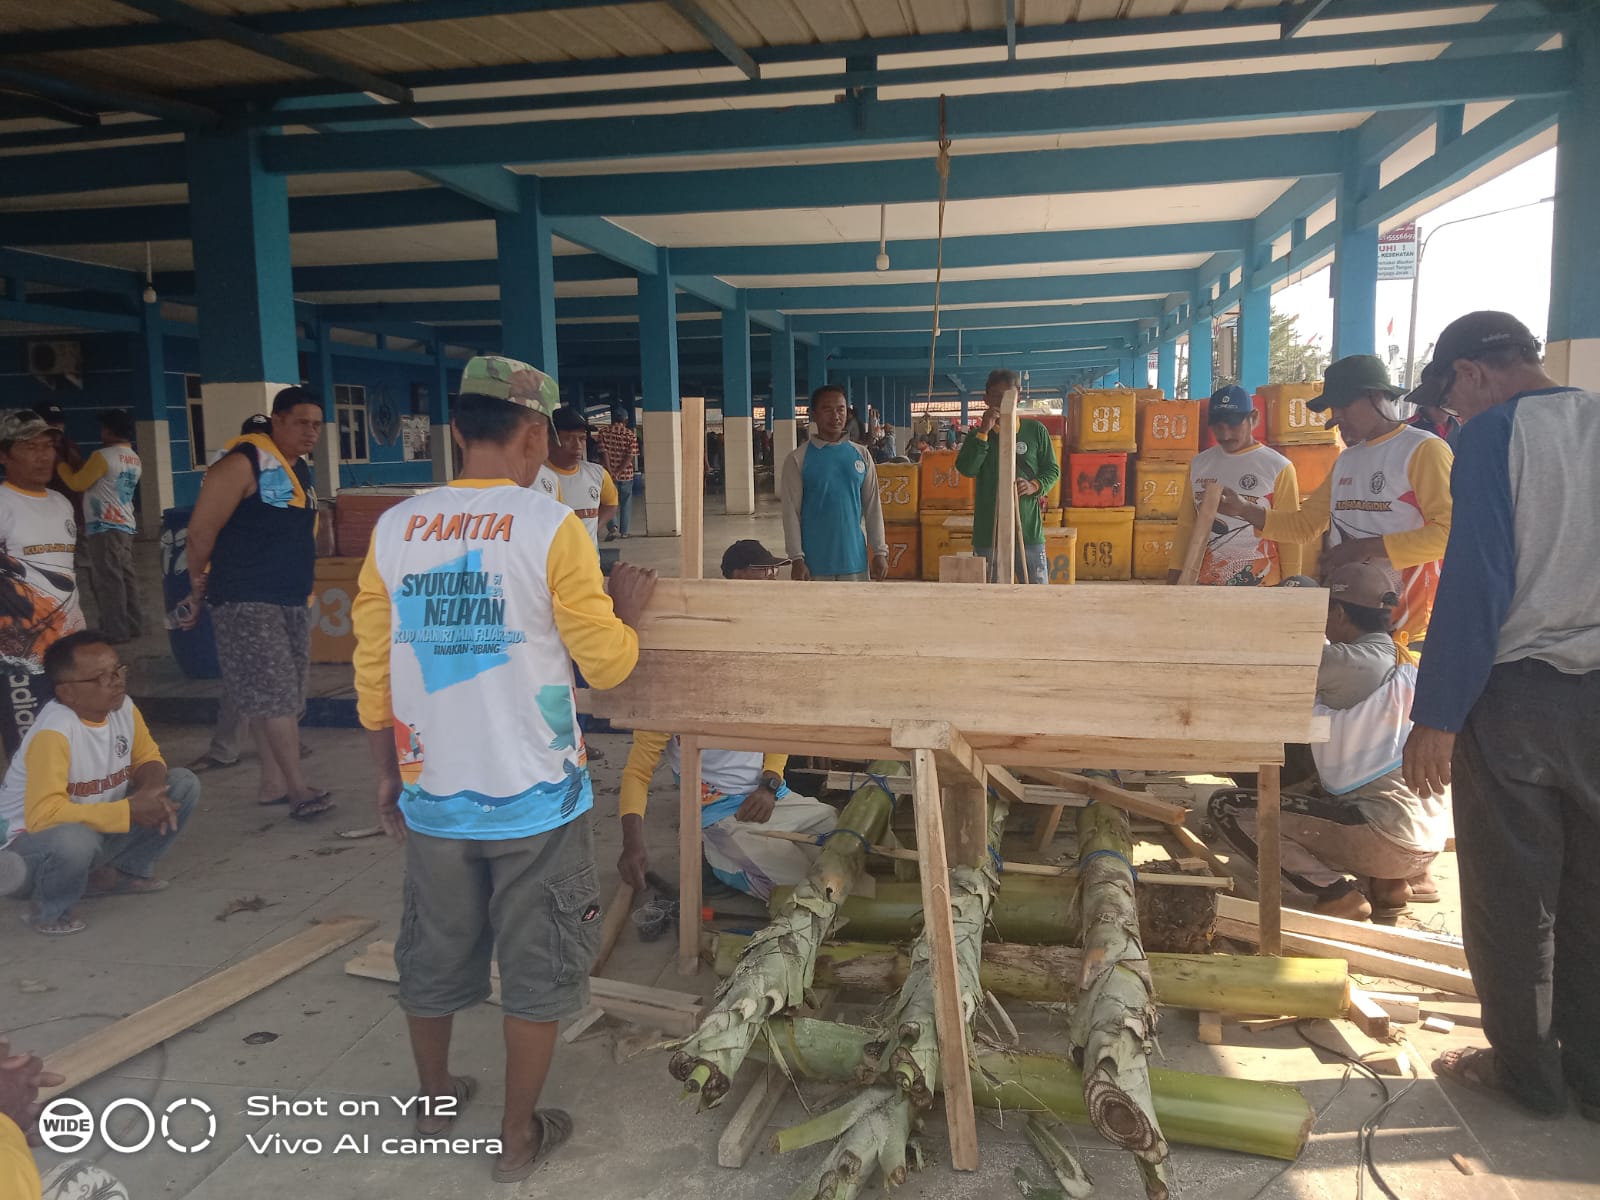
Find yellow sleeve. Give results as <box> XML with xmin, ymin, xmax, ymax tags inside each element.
<box><xmin>599</xmin><ymin>470</ymin><xmax>619</xmax><ymax>506</ymax></box>
<box><xmin>547</xmin><ymin>513</ymin><xmax>639</xmax><ymax>689</ymax></box>
<box><xmin>1262</xmin><ymin>467</ymin><xmax>1332</xmax><ymax>546</ymax></box>
<box><xmin>23</xmin><ymin>730</ymin><xmax>129</xmax><ymax>835</ymax></box>
<box><xmin>1271</xmin><ymin>463</ymin><xmax>1303</xmax><ymax>578</ymax></box>
<box><xmin>57</xmin><ymin>452</ymin><xmax>107</xmax><ymax>492</ymax></box>
<box><xmin>352</xmin><ymin>544</ymin><xmax>394</xmax><ymax>732</ymax></box>
<box><xmin>1167</xmin><ymin>460</ymin><xmax>1199</xmax><ymax>573</ymax></box>
<box><xmin>762</xmin><ymin>753</ymin><xmax>789</xmax><ymax>780</ymax></box>
<box><xmin>619</xmin><ymin>730</ymin><xmax>671</xmax><ymax>819</ymax></box>
<box><xmin>130</xmin><ymin>706</ymin><xmax>164</xmax><ymax>770</ymax></box>
<box><xmin>0</xmin><ymin>1115</ymin><xmax>40</xmax><ymax>1200</ymax></box>
<box><xmin>1384</xmin><ymin>436</ymin><xmax>1454</xmax><ymax>569</ymax></box>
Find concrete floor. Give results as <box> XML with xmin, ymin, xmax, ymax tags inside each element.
<box><xmin>5</xmin><ymin>489</ymin><xmax>1598</xmax><ymax>1198</ymax></box>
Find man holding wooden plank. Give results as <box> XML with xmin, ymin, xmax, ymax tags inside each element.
<box><xmin>352</xmin><ymin>355</ymin><xmax>657</xmax><ymax>1183</ymax></box>
<box><xmin>957</xmin><ymin>368</ymin><xmax>1059</xmax><ymax>584</ymax></box>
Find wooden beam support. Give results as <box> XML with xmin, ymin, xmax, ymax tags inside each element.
<box><xmin>1029</xmin><ymin>805</ymin><xmax>1064</xmax><ymax>852</ymax></box>
<box><xmin>993</xmin><ymin>386</ymin><xmax>1019</xmax><ymax>584</ymax></box>
<box><xmin>681</xmin><ymin>396</ymin><xmax>706</xmax><ymax>582</ymax></box>
<box><xmin>1217</xmin><ymin>896</ymin><xmax>1469</xmax><ymax>970</ymax></box>
<box><xmin>1019</xmin><ymin>767</ymin><xmax>1189</xmax><ymax>825</ymax></box>
<box><xmin>1177</xmin><ymin>480</ymin><xmax>1222</xmax><ymax>585</ymax></box>
<box><xmin>1256</xmin><ymin>762</ymin><xmax>1282</xmax><ymax>956</ymax></box>
<box><xmin>45</xmin><ymin>916</ymin><xmax>376</xmax><ymax>1099</ymax></box>
<box><xmin>909</xmin><ymin>748</ymin><xmax>979</xmax><ymax>1171</ymax></box>
<box><xmin>890</xmin><ymin>719</ymin><xmax>1027</xmax><ymax>808</ymax></box>
<box><xmin>678</xmin><ymin>394</ymin><xmax>706</xmax><ymax>977</ymax></box>
<box><xmin>1214</xmin><ymin>919</ymin><xmax>1475</xmax><ymax>996</ymax></box>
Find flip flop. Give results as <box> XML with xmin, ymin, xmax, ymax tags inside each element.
<box><xmin>1408</xmin><ymin>887</ymin><xmax>1441</xmax><ymax>904</ymax></box>
<box><xmin>259</xmin><ymin>795</ymin><xmax>290</xmax><ymax>807</ymax></box>
<box><xmin>416</xmin><ymin>1075</ymin><xmax>478</xmax><ymax>1135</ymax></box>
<box><xmin>25</xmin><ymin>912</ymin><xmax>86</xmax><ymax>936</ymax></box>
<box><xmin>491</xmin><ymin>1108</ymin><xmax>573</xmax><ymax>1184</ymax></box>
<box><xmin>83</xmin><ymin>874</ymin><xmax>169</xmax><ymax>898</ymax></box>
<box><xmin>188</xmin><ymin>754</ymin><xmax>240</xmax><ymax>773</ymax></box>
<box><xmin>1434</xmin><ymin>1047</ymin><xmax>1565</xmax><ymax>1120</ymax></box>
<box><xmin>289</xmin><ymin>792</ymin><xmax>336</xmax><ymax>822</ymax></box>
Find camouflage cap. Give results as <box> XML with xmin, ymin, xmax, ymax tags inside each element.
<box><xmin>459</xmin><ymin>355</ymin><xmax>559</xmax><ymax>417</ymax></box>
<box><xmin>0</xmin><ymin>410</ymin><xmax>51</xmax><ymax>446</ymax></box>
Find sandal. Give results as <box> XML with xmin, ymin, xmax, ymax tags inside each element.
<box><xmin>492</xmin><ymin>1108</ymin><xmax>573</xmax><ymax>1184</ymax></box>
<box><xmin>289</xmin><ymin>792</ymin><xmax>336</xmax><ymax>822</ymax></box>
<box><xmin>84</xmin><ymin>873</ymin><xmax>169</xmax><ymax>898</ymax></box>
<box><xmin>1434</xmin><ymin>1047</ymin><xmax>1565</xmax><ymax>1120</ymax></box>
<box><xmin>188</xmin><ymin>754</ymin><xmax>239</xmax><ymax>773</ymax></box>
<box><xmin>416</xmin><ymin>1075</ymin><xmax>478</xmax><ymax>1136</ymax></box>
<box><xmin>26</xmin><ymin>912</ymin><xmax>86</xmax><ymax>935</ymax></box>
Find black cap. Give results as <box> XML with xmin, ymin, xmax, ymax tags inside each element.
<box><xmin>1404</xmin><ymin>310</ymin><xmax>1541</xmax><ymax>409</ymax></box>
<box><xmin>97</xmin><ymin>408</ymin><xmax>135</xmax><ymax>441</ymax></box>
<box><xmin>552</xmin><ymin>406</ymin><xmax>591</xmax><ymax>433</ymax></box>
<box><xmin>721</xmin><ymin>539</ymin><xmax>789</xmax><ymax>578</ymax></box>
<box><xmin>32</xmin><ymin>400</ymin><xmax>65</xmax><ymax>425</ymax></box>
<box><xmin>239</xmin><ymin>414</ymin><xmax>272</xmax><ymax>436</ymax></box>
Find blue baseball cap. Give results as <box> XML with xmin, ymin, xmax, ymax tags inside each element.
<box><xmin>1207</xmin><ymin>385</ymin><xmax>1254</xmax><ymax>422</ymax></box>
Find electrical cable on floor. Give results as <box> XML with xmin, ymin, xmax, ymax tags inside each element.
<box><xmin>1296</xmin><ymin>1020</ymin><xmax>1419</xmax><ymax>1200</ymax></box>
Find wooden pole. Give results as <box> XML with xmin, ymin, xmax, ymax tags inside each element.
<box><xmin>1256</xmin><ymin>762</ymin><xmax>1282</xmax><ymax>957</ymax></box>
<box><xmin>909</xmin><ymin>748</ymin><xmax>979</xmax><ymax>1170</ymax></box>
<box><xmin>679</xmin><ymin>395</ymin><xmax>706</xmax><ymax>975</ymax></box>
<box><xmin>993</xmin><ymin>387</ymin><xmax>1020</xmax><ymax>584</ymax></box>
<box><xmin>1176</xmin><ymin>480</ymin><xmax>1221</xmax><ymax>585</ymax></box>
<box><xmin>591</xmin><ymin>882</ymin><xmax>635</xmax><ymax>976</ymax></box>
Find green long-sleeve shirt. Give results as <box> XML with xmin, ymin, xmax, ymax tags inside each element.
<box><xmin>955</xmin><ymin>418</ymin><xmax>1061</xmax><ymax>549</ymax></box>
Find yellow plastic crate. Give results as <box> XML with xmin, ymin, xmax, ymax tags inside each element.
<box><xmin>1069</xmin><ymin>389</ymin><xmax>1138</xmax><ymax>453</ymax></box>
<box><xmin>1044</xmin><ymin>526</ymin><xmax>1078</xmax><ymax>585</ymax></box>
<box><xmin>877</xmin><ymin>463</ymin><xmax>919</xmax><ymax>521</ymax></box>
<box><xmin>1260</xmin><ymin>383</ymin><xmax>1337</xmax><ymax>445</ymax></box>
<box><xmin>920</xmin><ymin>512</ymin><xmax>974</xmax><ymax>579</ymax></box>
<box><xmin>1132</xmin><ymin>458</ymin><xmax>1188</xmax><ymax>521</ymax></box>
<box><xmin>1062</xmin><ymin>506</ymin><xmax>1135</xmax><ymax>581</ymax></box>
<box><xmin>1133</xmin><ymin>519</ymin><xmax>1179</xmax><ymax>580</ymax></box>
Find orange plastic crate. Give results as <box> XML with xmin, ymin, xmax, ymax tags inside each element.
<box><xmin>917</xmin><ymin>449</ymin><xmax>975</xmax><ymax>510</ymax></box>
<box><xmin>1136</xmin><ymin>400</ymin><xmax>1201</xmax><ymax>456</ymax></box>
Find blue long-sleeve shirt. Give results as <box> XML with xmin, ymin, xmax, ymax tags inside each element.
<box><xmin>1411</xmin><ymin>386</ymin><xmax>1600</xmax><ymax>732</ymax></box>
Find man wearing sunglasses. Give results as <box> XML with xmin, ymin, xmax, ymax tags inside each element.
<box><xmin>0</xmin><ymin>630</ymin><xmax>197</xmax><ymax>935</ymax></box>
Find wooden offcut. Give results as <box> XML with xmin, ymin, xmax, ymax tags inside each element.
<box><xmin>940</xmin><ymin>553</ymin><xmax>988</xmax><ymax>583</ymax></box>
<box><xmin>1217</xmin><ymin>896</ymin><xmax>1469</xmax><ymax>970</ymax></box>
<box><xmin>1214</xmin><ymin>918</ymin><xmax>1475</xmax><ymax>996</ymax></box>
<box><xmin>44</xmin><ymin>916</ymin><xmax>376</xmax><ymax>1100</ymax></box>
<box><xmin>1176</xmin><ymin>480</ymin><xmax>1222</xmax><ymax>586</ymax></box>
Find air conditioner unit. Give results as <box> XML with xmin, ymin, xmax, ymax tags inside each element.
<box><xmin>27</xmin><ymin>340</ymin><xmax>83</xmax><ymax>389</ymax></box>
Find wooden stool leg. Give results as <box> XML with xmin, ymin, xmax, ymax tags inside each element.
<box><xmin>910</xmin><ymin>749</ymin><xmax>979</xmax><ymax>1170</ymax></box>
<box><xmin>679</xmin><ymin>736</ymin><xmax>703</xmax><ymax>975</ymax></box>
<box><xmin>1256</xmin><ymin>762</ymin><xmax>1282</xmax><ymax>956</ymax></box>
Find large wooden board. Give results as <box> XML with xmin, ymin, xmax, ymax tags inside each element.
<box><xmin>44</xmin><ymin>916</ymin><xmax>376</xmax><ymax>1100</ymax></box>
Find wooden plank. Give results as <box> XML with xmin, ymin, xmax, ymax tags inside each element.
<box><xmin>1217</xmin><ymin>896</ymin><xmax>1470</xmax><ymax>970</ymax></box>
<box><xmin>681</xmin><ymin>395</ymin><xmax>705</xmax><ymax>582</ymax></box>
<box><xmin>1257</xmin><ymin>762</ymin><xmax>1282</xmax><ymax>956</ymax></box>
<box><xmin>679</xmin><ymin>734</ymin><xmax>703</xmax><ymax>976</ymax></box>
<box><xmin>1197</xmin><ymin>1011</ymin><xmax>1223</xmax><ymax>1045</ymax></box>
<box><xmin>561</xmin><ymin>1006</ymin><xmax>606</xmax><ymax>1044</ymax></box>
<box><xmin>1028</xmin><ymin>805</ymin><xmax>1064</xmax><ymax>852</ymax></box>
<box><xmin>993</xmin><ymin>386</ymin><xmax>1019</xmax><ymax>585</ymax></box>
<box><xmin>909</xmin><ymin>749</ymin><xmax>979</xmax><ymax>1171</ymax></box>
<box><xmin>596</xmin><ymin>578</ymin><xmax>1328</xmax><ymax>667</ymax></box>
<box><xmin>939</xmin><ymin>554</ymin><xmax>987</xmax><ymax>583</ymax></box>
<box><xmin>1019</xmin><ymin>767</ymin><xmax>1189</xmax><ymax>825</ymax></box>
<box><xmin>1362</xmin><ymin>991</ymin><xmax>1422</xmax><ymax>1024</ymax></box>
<box><xmin>592</xmin><ymin>881</ymin><xmax>635</xmax><ymax>976</ymax></box>
<box><xmin>1214</xmin><ymin>918</ymin><xmax>1476</xmax><ymax>996</ymax></box>
<box><xmin>889</xmin><ymin>719</ymin><xmax>1028</xmax><ymax>807</ymax></box>
<box><xmin>44</xmin><ymin>916</ymin><xmax>376</xmax><ymax>1100</ymax></box>
<box><xmin>1177</xmin><ymin>480</ymin><xmax>1222</xmax><ymax>586</ymax></box>
<box><xmin>718</xmin><ymin>1064</ymin><xmax>787</xmax><ymax>1168</ymax></box>
<box><xmin>1344</xmin><ymin>984</ymin><xmax>1392</xmax><ymax>1040</ymax></box>
<box><xmin>1167</xmin><ymin>821</ymin><xmax>1236</xmax><ymax>879</ymax></box>
<box><xmin>942</xmin><ymin>783</ymin><xmax>987</xmax><ymax>870</ymax></box>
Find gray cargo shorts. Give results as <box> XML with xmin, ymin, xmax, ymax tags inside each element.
<box><xmin>395</xmin><ymin>817</ymin><xmax>602</xmax><ymax>1023</ymax></box>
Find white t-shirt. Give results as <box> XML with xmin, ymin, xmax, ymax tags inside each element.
<box><xmin>0</xmin><ymin>483</ymin><xmax>84</xmax><ymax>673</ymax></box>
<box><xmin>80</xmin><ymin>445</ymin><xmax>142</xmax><ymax>535</ymax></box>
<box><xmin>544</xmin><ymin>461</ymin><xmax>616</xmax><ymax>547</ymax></box>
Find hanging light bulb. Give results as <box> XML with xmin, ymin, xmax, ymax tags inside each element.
<box><xmin>875</xmin><ymin>204</ymin><xmax>890</xmax><ymax>271</ymax></box>
<box><xmin>141</xmin><ymin>241</ymin><xmax>157</xmax><ymax>306</ymax></box>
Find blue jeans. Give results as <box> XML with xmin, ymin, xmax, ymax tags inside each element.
<box><xmin>979</xmin><ymin>543</ymin><xmax>1049</xmax><ymax>585</ymax></box>
<box><xmin>608</xmin><ymin>484</ymin><xmax>634</xmax><ymax>537</ymax></box>
<box><xmin>12</xmin><ymin>767</ymin><xmax>199</xmax><ymax>921</ymax></box>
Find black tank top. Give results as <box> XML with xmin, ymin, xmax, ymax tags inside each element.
<box><xmin>207</xmin><ymin>444</ymin><xmax>317</xmax><ymax>607</ymax></box>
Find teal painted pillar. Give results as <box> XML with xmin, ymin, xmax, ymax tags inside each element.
<box><xmin>804</xmin><ymin>341</ymin><xmax>825</xmax><ymax>400</ymax></box>
<box><xmin>1548</xmin><ymin>4</ymin><xmax>1600</xmax><ymax>385</ymax></box>
<box><xmin>1331</xmin><ymin>164</ymin><xmax>1379</xmax><ymax>359</ymax></box>
<box><xmin>431</xmin><ymin>337</ymin><xmax>454</xmax><ymax>482</ymax></box>
<box><xmin>770</xmin><ymin>328</ymin><xmax>798</xmax><ymax>480</ymax></box>
<box><xmin>1188</xmin><ymin>316</ymin><xmax>1214</xmax><ymax>400</ymax></box>
<box><xmin>1157</xmin><ymin>336</ymin><xmax>1177</xmax><ymax>397</ymax></box>
<box><xmin>1239</xmin><ymin>247</ymin><xmax>1272</xmax><ymax>394</ymax></box>
<box><xmin>1118</xmin><ymin>351</ymin><xmax>1140</xmax><ymax>387</ymax></box>
<box><xmin>496</xmin><ymin>177</ymin><xmax>558</xmax><ymax>374</ymax></box>
<box><xmin>184</xmin><ymin>128</ymin><xmax>299</xmax><ymax>436</ymax></box>
<box><xmin>311</xmin><ymin>322</ymin><xmax>338</xmax><ymax>496</ymax></box>
<box><xmin>721</xmin><ymin>298</ymin><xmax>755</xmax><ymax>514</ymax></box>
<box><xmin>639</xmin><ymin>249</ymin><xmax>682</xmax><ymax>534</ymax></box>
<box><xmin>134</xmin><ymin>297</ymin><xmax>175</xmax><ymax>534</ymax></box>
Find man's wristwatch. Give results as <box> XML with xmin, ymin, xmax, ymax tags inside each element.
<box><xmin>760</xmin><ymin>773</ymin><xmax>784</xmax><ymax>793</ymax></box>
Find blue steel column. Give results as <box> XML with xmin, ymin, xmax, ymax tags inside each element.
<box><xmin>184</xmin><ymin>128</ymin><xmax>299</xmax><ymax>436</ymax></box>
<box><xmin>1118</xmin><ymin>350</ymin><xmax>1140</xmax><ymax>388</ymax></box>
<box><xmin>1331</xmin><ymin>163</ymin><xmax>1379</xmax><ymax>359</ymax></box>
<box><xmin>496</xmin><ymin>177</ymin><xmax>558</xmax><ymax>373</ymax></box>
<box><xmin>639</xmin><ymin>249</ymin><xmax>682</xmax><ymax>534</ymax></box>
<box><xmin>770</xmin><ymin>327</ymin><xmax>798</xmax><ymax>484</ymax></box>
<box><xmin>721</xmin><ymin>297</ymin><xmax>755</xmax><ymax>514</ymax></box>
<box><xmin>133</xmin><ymin>296</ymin><xmax>175</xmax><ymax>531</ymax></box>
<box><xmin>1157</xmin><ymin>332</ymin><xmax>1177</xmax><ymax>397</ymax></box>
<box><xmin>1548</xmin><ymin>4</ymin><xmax>1600</xmax><ymax>386</ymax></box>
<box><xmin>431</xmin><ymin>337</ymin><xmax>454</xmax><ymax>482</ymax></box>
<box><xmin>804</xmin><ymin>341</ymin><xmax>825</xmax><ymax>401</ymax></box>
<box><xmin>311</xmin><ymin>321</ymin><xmax>337</xmax><ymax>496</ymax></box>
<box><xmin>1188</xmin><ymin>316</ymin><xmax>1214</xmax><ymax>400</ymax></box>
<box><xmin>1238</xmin><ymin>247</ymin><xmax>1272</xmax><ymax>395</ymax></box>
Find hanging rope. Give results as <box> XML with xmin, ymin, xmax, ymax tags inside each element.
<box><xmin>923</xmin><ymin>96</ymin><xmax>953</xmax><ymax>408</ymax></box>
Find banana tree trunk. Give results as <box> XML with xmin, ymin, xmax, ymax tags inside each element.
<box><xmin>710</xmin><ymin>934</ymin><xmax>1349</xmax><ymax>1018</ymax></box>
<box><xmin>779</xmin><ymin>798</ymin><xmax>1011</xmax><ymax>1198</ymax></box>
<box><xmin>1071</xmin><ymin>803</ymin><xmax>1169</xmax><ymax>1199</ymax></box>
<box><xmin>768</xmin><ymin>871</ymin><xmax>1215</xmax><ymax>953</ymax></box>
<box><xmin>761</xmin><ymin>1017</ymin><xmax>1313</xmax><ymax>1163</ymax></box>
<box><xmin>668</xmin><ymin>764</ymin><xmax>897</xmax><ymax>1109</ymax></box>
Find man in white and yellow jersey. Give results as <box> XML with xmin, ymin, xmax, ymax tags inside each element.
<box><xmin>546</xmin><ymin>406</ymin><xmax>618</xmax><ymax>548</ymax></box>
<box><xmin>1219</xmin><ymin>355</ymin><xmax>1453</xmax><ymax>651</ymax></box>
<box><xmin>1167</xmin><ymin>385</ymin><xmax>1301</xmax><ymax>586</ymax></box>
<box><xmin>353</xmin><ymin>354</ymin><xmax>657</xmax><ymax>1185</ymax></box>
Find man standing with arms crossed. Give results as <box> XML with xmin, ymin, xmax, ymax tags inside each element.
<box><xmin>1401</xmin><ymin>312</ymin><xmax>1600</xmax><ymax>1122</ymax></box>
<box><xmin>353</xmin><ymin>355</ymin><xmax>656</xmax><ymax>1182</ymax></box>
<box><xmin>957</xmin><ymin>368</ymin><xmax>1060</xmax><ymax>584</ymax></box>
<box><xmin>780</xmin><ymin>385</ymin><xmax>888</xmax><ymax>581</ymax></box>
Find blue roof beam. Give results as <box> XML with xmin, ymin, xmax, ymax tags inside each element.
<box><xmin>0</xmin><ymin>65</ymin><xmax>216</xmax><ymax>126</ymax></box>
<box><xmin>663</xmin><ymin>0</ymin><xmax>759</xmax><ymax>79</ymax></box>
<box><xmin>791</xmin><ymin>301</ymin><xmax>1162</xmax><ymax>334</ymax></box>
<box><xmin>1281</xmin><ymin>0</ymin><xmax>1337</xmax><ymax>39</ymax></box>
<box><xmin>746</xmin><ymin>270</ymin><xmax>1192</xmax><ymax>313</ymax></box>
